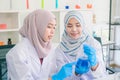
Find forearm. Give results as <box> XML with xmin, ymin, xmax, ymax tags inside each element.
<box><xmin>91</xmin><ymin>63</ymin><xmax>99</xmax><ymax>71</ymax></box>
<box><xmin>48</xmin><ymin>78</ymin><xmax>52</xmax><ymax>80</ymax></box>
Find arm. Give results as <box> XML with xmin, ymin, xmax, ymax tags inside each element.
<box><xmin>84</xmin><ymin>39</ymin><xmax>107</xmax><ymax>78</ymax></box>
<box><xmin>51</xmin><ymin>62</ymin><xmax>76</xmax><ymax>80</ymax></box>
<box><xmin>91</xmin><ymin>63</ymin><xmax>99</xmax><ymax>71</ymax></box>
<box><xmin>92</xmin><ymin>41</ymin><xmax>108</xmax><ymax>76</ymax></box>
<box><xmin>48</xmin><ymin>78</ymin><xmax>52</xmax><ymax>80</ymax></box>
<box><xmin>83</xmin><ymin>44</ymin><xmax>99</xmax><ymax>71</ymax></box>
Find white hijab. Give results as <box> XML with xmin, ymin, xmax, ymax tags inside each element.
<box><xmin>19</xmin><ymin>9</ymin><xmax>56</xmax><ymax>58</ymax></box>
<box><xmin>59</xmin><ymin>11</ymin><xmax>89</xmax><ymax>56</ymax></box>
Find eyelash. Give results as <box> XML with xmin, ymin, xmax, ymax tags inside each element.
<box><xmin>67</xmin><ymin>25</ymin><xmax>81</xmax><ymax>27</ymax></box>
<box><xmin>76</xmin><ymin>25</ymin><xmax>81</xmax><ymax>27</ymax></box>
<box><xmin>47</xmin><ymin>25</ymin><xmax>56</xmax><ymax>29</ymax></box>
<box><xmin>67</xmin><ymin>25</ymin><xmax>72</xmax><ymax>27</ymax></box>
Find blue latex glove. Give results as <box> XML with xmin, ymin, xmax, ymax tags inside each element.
<box><xmin>75</xmin><ymin>58</ymin><xmax>90</xmax><ymax>75</ymax></box>
<box><xmin>83</xmin><ymin>44</ymin><xmax>97</xmax><ymax>67</ymax></box>
<box><xmin>52</xmin><ymin>62</ymin><xmax>76</xmax><ymax>80</ymax></box>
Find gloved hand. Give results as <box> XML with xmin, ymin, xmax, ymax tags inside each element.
<box><xmin>75</xmin><ymin>58</ymin><xmax>90</xmax><ymax>75</ymax></box>
<box><xmin>83</xmin><ymin>44</ymin><xmax>97</xmax><ymax>67</ymax></box>
<box><xmin>52</xmin><ymin>62</ymin><xmax>76</xmax><ymax>80</ymax></box>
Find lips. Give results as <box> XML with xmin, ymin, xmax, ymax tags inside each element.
<box><xmin>71</xmin><ymin>33</ymin><xmax>78</xmax><ymax>36</ymax></box>
<box><xmin>48</xmin><ymin>35</ymin><xmax>53</xmax><ymax>40</ymax></box>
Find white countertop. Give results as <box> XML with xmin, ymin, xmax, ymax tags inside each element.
<box><xmin>102</xmin><ymin>41</ymin><xmax>115</xmax><ymax>46</ymax></box>
<box><xmin>94</xmin><ymin>73</ymin><xmax>120</xmax><ymax>80</ymax></box>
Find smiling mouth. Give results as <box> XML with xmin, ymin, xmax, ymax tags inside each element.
<box><xmin>71</xmin><ymin>33</ymin><xmax>78</xmax><ymax>36</ymax></box>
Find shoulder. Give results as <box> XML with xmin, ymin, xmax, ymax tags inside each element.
<box><xmin>85</xmin><ymin>36</ymin><xmax>102</xmax><ymax>49</ymax></box>
<box><xmin>6</xmin><ymin>38</ymin><xmax>34</xmax><ymax>59</ymax></box>
<box><xmin>55</xmin><ymin>45</ymin><xmax>64</xmax><ymax>55</ymax></box>
<box><xmin>88</xmin><ymin>36</ymin><xmax>101</xmax><ymax>44</ymax></box>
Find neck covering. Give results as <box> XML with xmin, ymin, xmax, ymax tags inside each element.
<box><xmin>19</xmin><ymin>9</ymin><xmax>56</xmax><ymax>58</ymax></box>
<box><xmin>59</xmin><ymin>11</ymin><xmax>89</xmax><ymax>56</ymax></box>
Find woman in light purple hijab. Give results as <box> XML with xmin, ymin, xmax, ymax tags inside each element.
<box><xmin>19</xmin><ymin>9</ymin><xmax>55</xmax><ymax>58</ymax></box>
<box><xmin>6</xmin><ymin>9</ymin><xmax>57</xmax><ymax>80</ymax></box>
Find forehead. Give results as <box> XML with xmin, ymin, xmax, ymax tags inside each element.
<box><xmin>48</xmin><ymin>19</ymin><xmax>56</xmax><ymax>26</ymax></box>
<box><xmin>49</xmin><ymin>19</ymin><xmax>56</xmax><ymax>23</ymax></box>
<box><xmin>68</xmin><ymin>17</ymin><xmax>79</xmax><ymax>23</ymax></box>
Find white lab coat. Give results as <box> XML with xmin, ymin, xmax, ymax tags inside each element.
<box><xmin>6</xmin><ymin>38</ymin><xmax>56</xmax><ymax>80</ymax></box>
<box><xmin>55</xmin><ymin>36</ymin><xmax>107</xmax><ymax>80</ymax></box>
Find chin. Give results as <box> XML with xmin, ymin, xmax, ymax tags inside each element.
<box><xmin>43</xmin><ymin>39</ymin><xmax>50</xmax><ymax>42</ymax></box>
<box><xmin>71</xmin><ymin>36</ymin><xmax>79</xmax><ymax>39</ymax></box>
<box><xmin>48</xmin><ymin>39</ymin><xmax>52</xmax><ymax>42</ymax></box>
<box><xmin>46</xmin><ymin>40</ymin><xmax>50</xmax><ymax>42</ymax></box>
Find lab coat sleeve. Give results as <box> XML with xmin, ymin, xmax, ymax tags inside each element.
<box><xmin>48</xmin><ymin>49</ymin><xmax>58</xmax><ymax>77</ymax></box>
<box><xmin>65</xmin><ymin>72</ymin><xmax>93</xmax><ymax>80</ymax></box>
<box><xmin>65</xmin><ymin>39</ymin><xmax>107</xmax><ymax>80</ymax></box>
<box><xmin>90</xmin><ymin>38</ymin><xmax>108</xmax><ymax>78</ymax></box>
<box><xmin>6</xmin><ymin>51</ymin><xmax>34</xmax><ymax>80</ymax></box>
<box><xmin>55</xmin><ymin>48</ymin><xmax>67</xmax><ymax>72</ymax></box>
<box><xmin>54</xmin><ymin>48</ymin><xmax>81</xmax><ymax>80</ymax></box>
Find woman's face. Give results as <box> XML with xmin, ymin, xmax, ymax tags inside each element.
<box><xmin>66</xmin><ymin>17</ymin><xmax>82</xmax><ymax>39</ymax></box>
<box><xmin>43</xmin><ymin>19</ymin><xmax>56</xmax><ymax>42</ymax></box>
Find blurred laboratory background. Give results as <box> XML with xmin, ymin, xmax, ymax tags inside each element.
<box><xmin>0</xmin><ymin>0</ymin><xmax>120</xmax><ymax>80</ymax></box>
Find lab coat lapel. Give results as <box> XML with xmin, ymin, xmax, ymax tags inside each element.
<box><xmin>24</xmin><ymin>38</ymin><xmax>41</xmax><ymax>65</ymax></box>
<box><xmin>29</xmin><ymin>46</ymin><xmax>41</xmax><ymax>65</ymax></box>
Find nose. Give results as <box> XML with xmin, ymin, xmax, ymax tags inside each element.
<box><xmin>50</xmin><ymin>28</ymin><xmax>55</xmax><ymax>35</ymax></box>
<box><xmin>72</xmin><ymin>26</ymin><xmax>77</xmax><ymax>31</ymax></box>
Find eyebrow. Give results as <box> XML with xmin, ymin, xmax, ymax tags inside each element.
<box><xmin>76</xmin><ymin>23</ymin><xmax>80</xmax><ymax>24</ymax></box>
<box><xmin>48</xmin><ymin>23</ymin><xmax>56</xmax><ymax>26</ymax></box>
<box><xmin>67</xmin><ymin>22</ymin><xmax>80</xmax><ymax>25</ymax></box>
<box><xmin>67</xmin><ymin>23</ymin><xmax>72</xmax><ymax>25</ymax></box>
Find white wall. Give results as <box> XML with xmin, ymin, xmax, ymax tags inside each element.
<box><xmin>0</xmin><ymin>0</ymin><xmax>11</xmax><ymax>10</ymax></box>
<box><xmin>93</xmin><ymin>0</ymin><xmax>110</xmax><ymax>23</ymax></box>
<box><xmin>0</xmin><ymin>0</ymin><xmax>111</xmax><ymax>41</ymax></box>
<box><xmin>0</xmin><ymin>0</ymin><xmax>110</xmax><ymax>24</ymax></box>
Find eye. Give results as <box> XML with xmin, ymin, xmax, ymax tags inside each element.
<box><xmin>47</xmin><ymin>25</ymin><xmax>56</xmax><ymax>30</ymax></box>
<box><xmin>76</xmin><ymin>23</ymin><xmax>81</xmax><ymax>27</ymax></box>
<box><xmin>53</xmin><ymin>26</ymin><xmax>56</xmax><ymax>29</ymax></box>
<box><xmin>47</xmin><ymin>25</ymin><xmax>51</xmax><ymax>28</ymax></box>
<box><xmin>67</xmin><ymin>24</ymin><xmax>72</xmax><ymax>28</ymax></box>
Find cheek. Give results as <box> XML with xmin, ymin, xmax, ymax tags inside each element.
<box><xmin>45</xmin><ymin>31</ymin><xmax>50</xmax><ymax>37</ymax></box>
<box><xmin>78</xmin><ymin>28</ymin><xmax>82</xmax><ymax>33</ymax></box>
<box><xmin>43</xmin><ymin>34</ymin><xmax>47</xmax><ymax>41</ymax></box>
<box><xmin>43</xmin><ymin>31</ymin><xmax>49</xmax><ymax>38</ymax></box>
<box><xmin>45</xmin><ymin>29</ymin><xmax>50</xmax><ymax>34</ymax></box>
<box><xmin>66</xmin><ymin>28</ymin><xmax>71</xmax><ymax>34</ymax></box>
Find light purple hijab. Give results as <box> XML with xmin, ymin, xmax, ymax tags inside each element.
<box><xmin>19</xmin><ymin>9</ymin><xmax>56</xmax><ymax>58</ymax></box>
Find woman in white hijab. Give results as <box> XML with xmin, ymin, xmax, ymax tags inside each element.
<box><xmin>6</xmin><ymin>9</ymin><xmax>57</xmax><ymax>80</ymax></box>
<box><xmin>54</xmin><ymin>10</ymin><xmax>107</xmax><ymax>80</ymax></box>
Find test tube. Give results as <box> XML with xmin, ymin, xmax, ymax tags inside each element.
<box><xmin>86</xmin><ymin>3</ymin><xmax>92</xmax><ymax>9</ymax></box>
<box><xmin>86</xmin><ymin>0</ymin><xmax>93</xmax><ymax>9</ymax></box>
<box><xmin>55</xmin><ymin>0</ymin><xmax>58</xmax><ymax>9</ymax></box>
<box><xmin>65</xmin><ymin>5</ymin><xmax>69</xmax><ymax>9</ymax></box>
<box><xmin>26</xmin><ymin>0</ymin><xmax>29</xmax><ymax>9</ymax></box>
<box><xmin>64</xmin><ymin>0</ymin><xmax>70</xmax><ymax>9</ymax></box>
<box><xmin>75</xmin><ymin>4</ymin><xmax>81</xmax><ymax>9</ymax></box>
<box><xmin>41</xmin><ymin>0</ymin><xmax>44</xmax><ymax>9</ymax></box>
<box><xmin>75</xmin><ymin>0</ymin><xmax>81</xmax><ymax>9</ymax></box>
